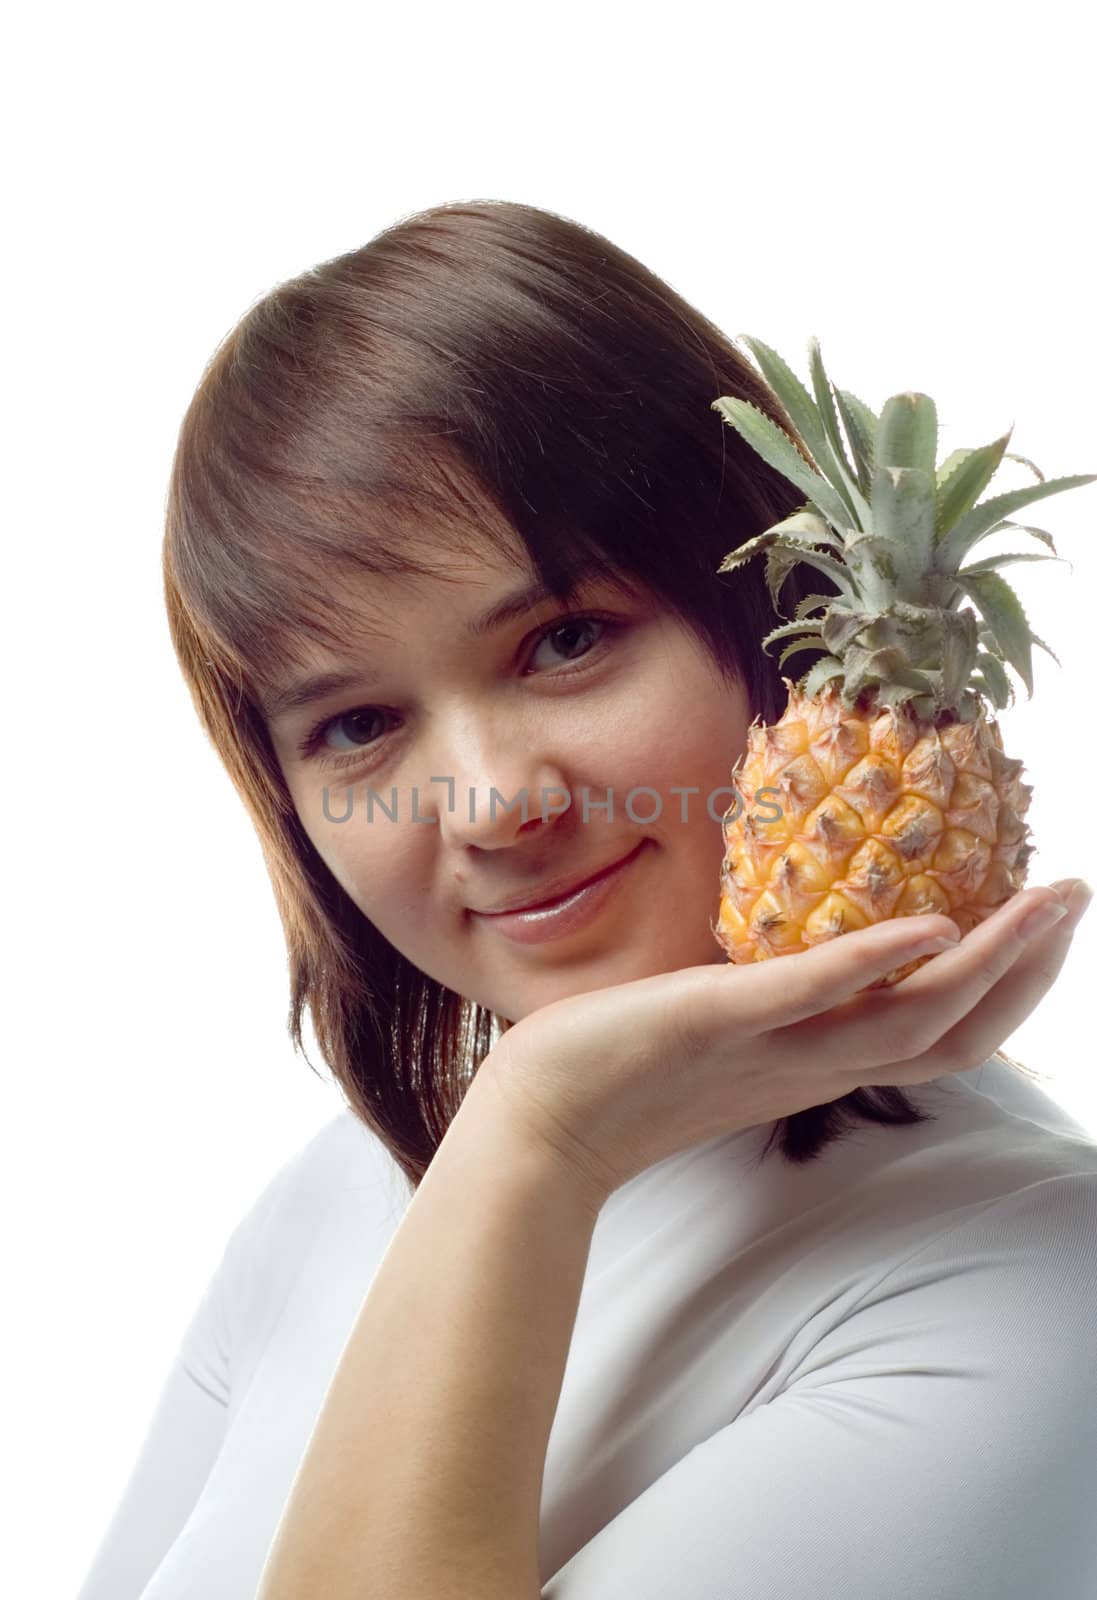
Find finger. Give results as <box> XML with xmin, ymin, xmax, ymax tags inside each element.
<box><xmin>896</xmin><ymin>911</ymin><xmax>1077</xmax><ymax>1084</ymax></box>
<box><xmin>718</xmin><ymin>910</ymin><xmax>965</xmax><ymax>1038</ymax></box>
<box><xmin>883</xmin><ymin>878</ymin><xmax>1090</xmax><ymax>1084</ymax></box>
<box><xmin>816</xmin><ymin>887</ymin><xmax>1070</xmax><ymax>1079</ymax></box>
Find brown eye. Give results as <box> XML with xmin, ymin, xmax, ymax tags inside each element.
<box><xmin>297</xmin><ymin>707</ymin><xmax>391</xmax><ymax>764</ymax></box>
<box><xmin>526</xmin><ymin>615</ymin><xmax>613</xmax><ymax>673</ymax></box>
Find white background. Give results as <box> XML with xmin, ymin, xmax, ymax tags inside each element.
<box><xmin>6</xmin><ymin>2</ymin><xmax>1095</xmax><ymax>1594</ymax></box>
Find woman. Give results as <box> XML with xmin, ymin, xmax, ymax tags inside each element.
<box><xmin>76</xmin><ymin>199</ymin><xmax>1096</xmax><ymax>1599</ymax></box>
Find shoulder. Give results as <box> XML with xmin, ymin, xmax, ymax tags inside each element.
<box><xmin>174</xmin><ymin>1108</ymin><xmax>406</xmax><ymax>1404</ymax></box>
<box><xmin>543</xmin><ymin>1172</ymin><xmax>1097</xmax><ymax>1600</ymax></box>
<box><xmin>258</xmin><ymin>1105</ymin><xmax>400</xmax><ymax>1198</ymax></box>
<box><xmin>763</xmin><ymin>1070</ymin><xmax>1097</xmax><ymax>1392</ymax></box>
<box><xmin>229</xmin><ymin>1105</ymin><xmax>406</xmax><ymax>1258</ymax></box>
<box><xmin>834</xmin><ymin>1173</ymin><xmax>1097</xmax><ymax>1389</ymax></box>
<box><xmin>208</xmin><ymin>1108</ymin><xmax>407</xmax><ymax>1356</ymax></box>
<box><xmin>856</xmin><ymin>1056</ymin><xmax>1097</xmax><ymax>1244</ymax></box>
<box><xmin>901</xmin><ymin>1169</ymin><xmax>1097</xmax><ymax>1295</ymax></box>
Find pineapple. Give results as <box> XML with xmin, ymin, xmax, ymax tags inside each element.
<box><xmin>710</xmin><ymin>336</ymin><xmax>1095</xmax><ymax>988</ymax></box>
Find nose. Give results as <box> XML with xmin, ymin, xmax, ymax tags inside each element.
<box><xmin>417</xmin><ymin>711</ymin><xmax>572</xmax><ymax>849</ymax></box>
<box><xmin>433</xmin><ymin>771</ymin><xmax>574</xmax><ymax>848</ymax></box>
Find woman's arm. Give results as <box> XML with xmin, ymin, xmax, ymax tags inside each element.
<box><xmin>255</xmin><ymin>1059</ymin><xmax>602</xmax><ymax>1600</ymax></box>
<box><xmin>254</xmin><ymin>889</ymin><xmax>1084</xmax><ymax>1599</ymax></box>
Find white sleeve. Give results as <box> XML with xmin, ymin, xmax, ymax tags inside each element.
<box><xmin>542</xmin><ymin>1174</ymin><xmax>1097</xmax><ymax>1600</ymax></box>
<box><xmin>73</xmin><ymin>1217</ymin><xmax>245</xmax><ymax>1600</ymax></box>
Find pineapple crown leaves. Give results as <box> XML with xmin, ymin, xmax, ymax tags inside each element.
<box><xmin>712</xmin><ymin>335</ymin><xmax>1096</xmax><ymax>718</ymax></box>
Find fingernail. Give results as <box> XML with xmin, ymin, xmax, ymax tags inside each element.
<box><xmin>1018</xmin><ymin>900</ymin><xmax>1070</xmax><ymax>942</ymax></box>
<box><xmin>910</xmin><ymin>935</ymin><xmax>962</xmax><ymax>957</ymax></box>
<box><xmin>1065</xmin><ymin>879</ymin><xmax>1094</xmax><ymax>921</ymax></box>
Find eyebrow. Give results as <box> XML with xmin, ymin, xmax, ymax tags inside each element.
<box><xmin>261</xmin><ymin>569</ymin><xmax>605</xmax><ymax>722</ymax></box>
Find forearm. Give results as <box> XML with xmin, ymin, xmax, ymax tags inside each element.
<box><xmin>255</xmin><ymin>1061</ymin><xmax>602</xmax><ymax>1600</ymax></box>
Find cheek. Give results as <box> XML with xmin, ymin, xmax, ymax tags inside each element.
<box><xmin>301</xmin><ymin>801</ymin><xmax>403</xmax><ymax>911</ymax></box>
<box><xmin>310</xmin><ymin>825</ymin><xmax>364</xmax><ymax>904</ymax></box>
<box><xmin>613</xmin><ymin>686</ymin><xmax>748</xmax><ymax>802</ymax></box>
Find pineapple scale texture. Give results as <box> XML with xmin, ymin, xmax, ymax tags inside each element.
<box><xmin>715</xmin><ymin>679</ymin><xmax>1034</xmax><ymax>988</ymax></box>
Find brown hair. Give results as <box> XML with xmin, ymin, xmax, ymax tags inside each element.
<box><xmin>162</xmin><ymin>198</ymin><xmax>1012</xmax><ymax>1200</ymax></box>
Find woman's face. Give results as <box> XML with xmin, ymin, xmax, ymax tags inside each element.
<box><xmin>263</xmin><ymin>539</ymin><xmax>756</xmax><ymax>1025</ymax></box>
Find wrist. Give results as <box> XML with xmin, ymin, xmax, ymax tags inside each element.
<box><xmin>469</xmin><ymin>1045</ymin><xmax>615</xmax><ymax>1222</ymax></box>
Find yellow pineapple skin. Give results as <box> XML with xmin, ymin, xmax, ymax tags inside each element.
<box><xmin>714</xmin><ymin>677</ymin><xmax>1034</xmax><ymax>988</ymax></box>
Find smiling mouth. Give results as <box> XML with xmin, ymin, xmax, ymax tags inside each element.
<box><xmin>469</xmin><ymin>842</ymin><xmax>647</xmax><ymax>916</ymax></box>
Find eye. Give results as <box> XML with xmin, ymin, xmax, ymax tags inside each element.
<box><xmin>297</xmin><ymin>612</ymin><xmax>618</xmax><ymax>772</ymax></box>
<box><xmin>524</xmin><ymin>614</ymin><xmax>612</xmax><ymax>674</ymax></box>
<box><xmin>293</xmin><ymin>707</ymin><xmax>384</xmax><ymax>771</ymax></box>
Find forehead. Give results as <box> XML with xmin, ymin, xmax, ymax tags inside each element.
<box><xmin>287</xmin><ymin>543</ymin><xmax>566</xmax><ymax>651</ymax></box>
<box><xmin>258</xmin><ymin>551</ymin><xmax>643</xmax><ymax>722</ymax></box>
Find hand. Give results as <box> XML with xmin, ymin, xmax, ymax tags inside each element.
<box><xmin>476</xmin><ymin>880</ymin><xmax>1090</xmax><ymax>1211</ymax></box>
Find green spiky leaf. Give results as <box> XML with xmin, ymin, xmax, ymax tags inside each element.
<box><xmin>717</xmin><ymin>531</ymin><xmax>833</xmax><ymax>571</ymax></box>
<box><xmin>938</xmin><ymin>606</ymin><xmax>981</xmax><ymax>707</ymax></box>
<box><xmin>843</xmin><ymin>531</ymin><xmax>921</xmax><ymax>603</ymax></box>
<box><xmin>760</xmin><ymin>618</ymin><xmax>826</xmax><ymax>650</ymax></box>
<box><xmin>972</xmin><ymin>649</ymin><xmax>1014</xmax><ymax>708</ymax></box>
<box><xmin>717</xmin><ymin>531</ymin><xmax>860</xmax><ymax>606</ymax></box>
<box><xmin>806</xmin><ymin>337</ymin><xmax>872</xmax><ymax>527</ymax></box>
<box><xmin>1002</xmin><ymin>451</ymin><xmax>1045</xmax><ymax>483</ymax></box>
<box><xmin>936</xmin><ymin>473</ymin><xmax>1097</xmax><ymax>571</ymax></box>
<box><xmin>839</xmin><ymin>642</ymin><xmax>934</xmax><ymax>704</ymax></box>
<box><xmin>735</xmin><ymin>337</ymin><xmax>867</xmax><ymax>527</ymax></box>
<box><xmin>1031</xmin><ymin>633</ymin><xmax>1062</xmax><ymax>667</ymax></box>
<box><xmin>968</xmin><ymin>672</ymin><xmax>999</xmax><ymax>710</ymax></box>
<box><xmin>934</xmin><ymin>429</ymin><xmax>1014</xmax><ymax>535</ymax></box>
<box><xmin>958</xmin><ymin>551</ymin><xmax>1065</xmax><ymax>579</ymax></box>
<box><xmin>954</xmin><ymin>570</ymin><xmax>1035</xmax><ymax>697</ymax></box>
<box><xmin>936</xmin><ymin>446</ymin><xmax>971</xmax><ymax>488</ymax></box>
<box><xmin>867</xmin><ymin>656</ymin><xmax>937</xmax><ymax>694</ymax></box>
<box><xmin>763</xmin><ymin>547</ymin><xmax>800</xmax><ymax>615</ymax></box>
<box><xmin>876</xmin><ymin>393</ymin><xmax>938</xmax><ymax>477</ymax></box>
<box><xmin>777</xmin><ymin>636</ymin><xmax>828</xmax><ymax>669</ymax></box>
<box><xmin>832</xmin><ymin>389</ymin><xmax>877</xmax><ymax>498</ymax></box>
<box><xmin>800</xmin><ymin>655</ymin><xmax>845</xmax><ymax>696</ymax></box>
<box><xmin>710</xmin><ymin>336</ymin><xmax>1091</xmax><ymax>714</ymax></box>
<box><xmin>760</xmin><ymin>532</ymin><xmax>847</xmax><ymax>616</ymax></box>
<box><xmin>867</xmin><ymin>467</ymin><xmax>936</xmax><ymax>593</ymax></box>
<box><xmin>711</xmin><ymin>395</ymin><xmax>851</xmax><ymax>530</ymax></box>
<box><xmin>875</xmin><ymin>680</ymin><xmax>937</xmax><ymax>715</ymax></box>
<box><xmin>762</xmin><ymin>506</ymin><xmax>846</xmax><ymax>550</ymax></box>
<box><xmin>794</xmin><ymin>592</ymin><xmax>838</xmax><ymax>619</ymax></box>
<box><xmin>993</xmin><ymin>519</ymin><xmax>1058</xmax><ymax>554</ymax></box>
<box><xmin>820</xmin><ymin>607</ymin><xmax>876</xmax><ymax>656</ymax></box>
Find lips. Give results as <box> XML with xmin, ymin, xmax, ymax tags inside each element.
<box><xmin>469</xmin><ymin>843</ymin><xmax>645</xmax><ymax>916</ymax></box>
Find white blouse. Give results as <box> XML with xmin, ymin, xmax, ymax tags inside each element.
<box><xmin>75</xmin><ymin>1053</ymin><xmax>1097</xmax><ymax>1599</ymax></box>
